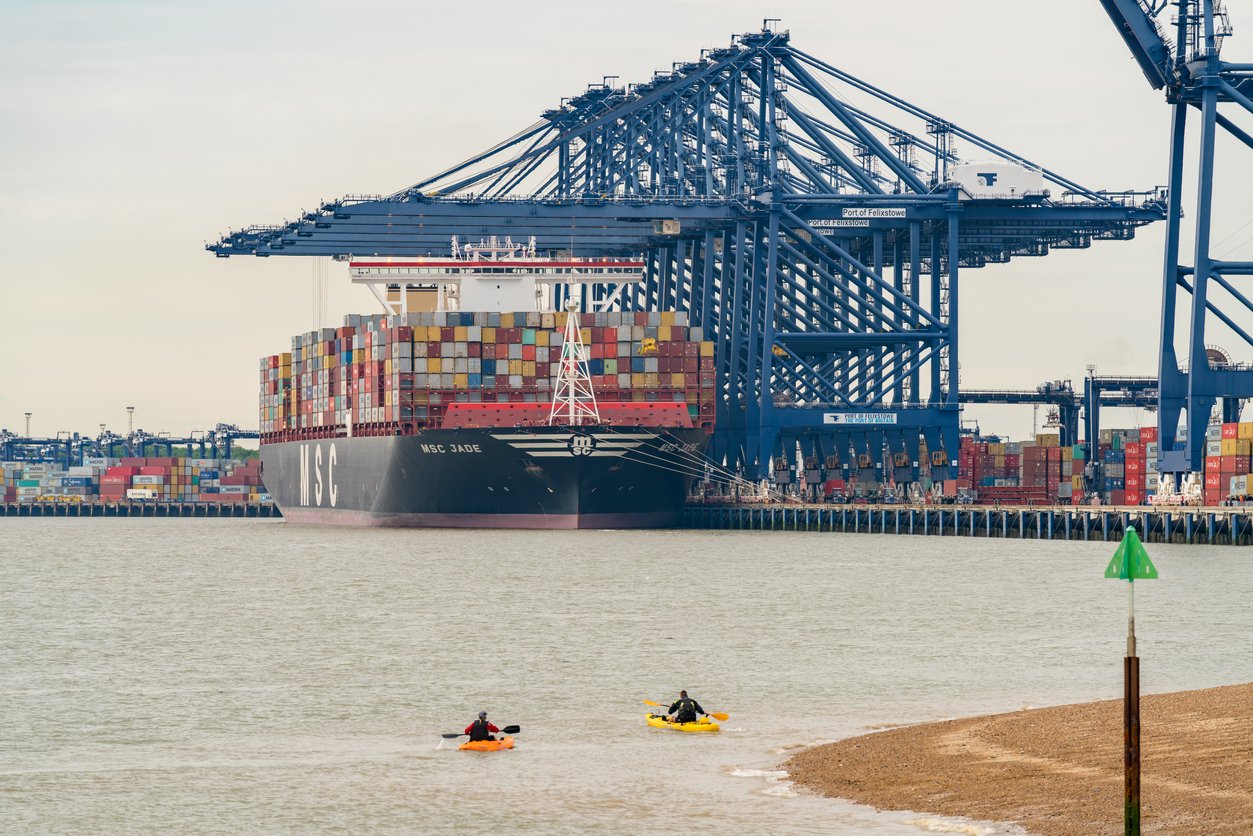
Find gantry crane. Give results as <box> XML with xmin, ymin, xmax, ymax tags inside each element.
<box><xmin>1100</xmin><ymin>0</ymin><xmax>1253</xmax><ymax>472</ymax></box>
<box><xmin>211</xmin><ymin>24</ymin><xmax>1164</xmax><ymax>482</ymax></box>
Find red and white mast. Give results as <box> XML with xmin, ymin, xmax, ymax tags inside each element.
<box><xmin>548</xmin><ymin>301</ymin><xmax>600</xmax><ymax>426</ymax></box>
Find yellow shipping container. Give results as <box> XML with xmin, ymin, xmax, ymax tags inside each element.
<box><xmin>481</xmin><ymin>327</ymin><xmax>495</xmax><ymax>343</ymax></box>
<box><xmin>658</xmin><ymin>325</ymin><xmax>672</xmax><ymax>342</ymax></box>
<box><xmin>1072</xmin><ymin>475</ymin><xmax>1083</xmax><ymax>490</ymax></box>
<box><xmin>1036</xmin><ymin>433</ymin><xmax>1059</xmax><ymax>447</ymax></box>
<box><xmin>1239</xmin><ymin>422</ymin><xmax>1253</xmax><ymax>440</ymax></box>
<box><xmin>672</xmin><ymin>373</ymin><xmax>685</xmax><ymax>387</ymax></box>
<box><xmin>1220</xmin><ymin>438</ymin><xmax>1239</xmax><ymax>456</ymax></box>
<box><xmin>632</xmin><ymin>373</ymin><xmax>646</xmax><ymax>388</ymax></box>
<box><xmin>523</xmin><ymin>361</ymin><xmax>536</xmax><ymax>377</ymax></box>
<box><xmin>660</xmin><ymin>311</ymin><xmax>676</xmax><ymax>326</ymax></box>
<box><xmin>454</xmin><ymin>373</ymin><xmax>468</xmax><ymax>389</ymax></box>
<box><xmin>385</xmin><ymin>358</ymin><xmax>392</xmax><ymax>375</ymax></box>
<box><xmin>645</xmin><ymin>372</ymin><xmax>660</xmax><ymax>388</ymax></box>
<box><xmin>454</xmin><ymin>326</ymin><xmax>468</xmax><ymax>342</ymax></box>
<box><xmin>1237</xmin><ymin>438</ymin><xmax>1252</xmax><ymax>456</ymax></box>
<box><xmin>509</xmin><ymin>360</ymin><xmax>523</xmax><ymax>375</ymax></box>
<box><xmin>536</xmin><ymin>330</ymin><xmax>549</xmax><ymax>347</ymax></box>
<box><xmin>994</xmin><ymin>455</ymin><xmax>1005</xmax><ymax>468</ymax></box>
<box><xmin>501</xmin><ymin>313</ymin><xmax>515</xmax><ymax>328</ymax></box>
<box><xmin>427</xmin><ymin>358</ymin><xmax>441</xmax><ymax>373</ymax></box>
<box><xmin>700</xmin><ymin>341</ymin><xmax>714</xmax><ymax>357</ymax></box>
<box><xmin>1061</xmin><ymin>446</ymin><xmax>1073</xmax><ymax>461</ymax></box>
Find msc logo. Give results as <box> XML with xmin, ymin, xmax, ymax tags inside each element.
<box><xmin>489</xmin><ymin>432</ymin><xmax>654</xmax><ymax>458</ymax></box>
<box><xmin>977</xmin><ymin>172</ymin><xmax>998</xmax><ymax>187</ymax></box>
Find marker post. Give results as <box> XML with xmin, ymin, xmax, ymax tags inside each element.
<box><xmin>1104</xmin><ymin>527</ymin><xmax>1158</xmax><ymax>836</ymax></box>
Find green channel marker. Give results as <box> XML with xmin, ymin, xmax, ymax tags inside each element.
<box><xmin>1104</xmin><ymin>528</ymin><xmax>1159</xmax><ymax>581</ymax></box>
<box><xmin>1106</xmin><ymin>527</ymin><xmax>1157</xmax><ymax>836</ymax></box>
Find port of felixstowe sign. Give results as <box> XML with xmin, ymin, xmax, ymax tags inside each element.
<box><xmin>823</xmin><ymin>412</ymin><xmax>898</xmax><ymax>425</ymax></box>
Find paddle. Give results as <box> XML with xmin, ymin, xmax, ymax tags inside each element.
<box><xmin>642</xmin><ymin>699</ymin><xmax>729</xmax><ymax>721</ymax></box>
<box><xmin>441</xmin><ymin>724</ymin><xmax>520</xmax><ymax>739</ymax></box>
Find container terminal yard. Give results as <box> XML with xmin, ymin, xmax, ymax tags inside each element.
<box><xmin>8</xmin><ymin>5</ymin><xmax>1253</xmax><ymax>535</ymax></box>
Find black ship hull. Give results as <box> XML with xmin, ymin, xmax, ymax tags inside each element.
<box><xmin>260</xmin><ymin>427</ymin><xmax>710</xmax><ymax>529</ymax></box>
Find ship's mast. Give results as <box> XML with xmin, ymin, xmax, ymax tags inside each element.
<box><xmin>548</xmin><ymin>300</ymin><xmax>601</xmax><ymax>426</ymax></box>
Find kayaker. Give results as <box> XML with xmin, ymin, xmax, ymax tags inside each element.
<box><xmin>668</xmin><ymin>690</ymin><xmax>706</xmax><ymax>724</ymax></box>
<box><xmin>465</xmin><ymin>711</ymin><xmax>500</xmax><ymax>742</ymax></box>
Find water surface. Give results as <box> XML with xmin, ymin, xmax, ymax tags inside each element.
<box><xmin>2</xmin><ymin>520</ymin><xmax>1249</xmax><ymax>834</ymax></box>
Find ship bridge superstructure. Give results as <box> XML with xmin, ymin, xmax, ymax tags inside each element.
<box><xmin>211</xmin><ymin>24</ymin><xmax>1165</xmax><ymax>481</ymax></box>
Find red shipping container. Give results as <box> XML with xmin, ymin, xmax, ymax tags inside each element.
<box><xmin>1125</xmin><ymin>442</ymin><xmax>1143</xmax><ymax>457</ymax></box>
<box><xmin>1125</xmin><ymin>490</ymin><xmax>1144</xmax><ymax>505</ymax></box>
<box><xmin>139</xmin><ymin>466</ymin><xmax>167</xmax><ymax>476</ymax></box>
<box><xmin>1110</xmin><ymin>490</ymin><xmax>1126</xmax><ymax>505</ymax></box>
<box><xmin>1205</xmin><ymin>472</ymin><xmax>1223</xmax><ymax>489</ymax></box>
<box><xmin>1206</xmin><ymin>456</ymin><xmax>1223</xmax><ymax>472</ymax></box>
<box><xmin>1126</xmin><ymin>459</ymin><xmax>1144</xmax><ymax>475</ymax></box>
<box><xmin>1237</xmin><ymin>456</ymin><xmax>1252</xmax><ymax>474</ymax></box>
<box><xmin>1221</xmin><ymin>457</ymin><xmax>1238</xmax><ymax>474</ymax></box>
<box><xmin>1222</xmin><ymin>422</ymin><xmax>1240</xmax><ymax>439</ymax></box>
<box><xmin>1140</xmin><ymin>426</ymin><xmax>1159</xmax><ymax>443</ymax></box>
<box><xmin>106</xmin><ymin>466</ymin><xmax>138</xmax><ymax>477</ymax></box>
<box><xmin>1125</xmin><ymin>474</ymin><xmax>1143</xmax><ymax>490</ymax></box>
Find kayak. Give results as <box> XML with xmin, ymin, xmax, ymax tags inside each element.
<box><xmin>646</xmin><ymin>713</ymin><xmax>719</xmax><ymax>733</ymax></box>
<box><xmin>459</xmin><ymin>736</ymin><xmax>515</xmax><ymax>752</ymax></box>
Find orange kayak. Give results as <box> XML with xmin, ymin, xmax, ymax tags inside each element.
<box><xmin>459</xmin><ymin>736</ymin><xmax>515</xmax><ymax>752</ymax></box>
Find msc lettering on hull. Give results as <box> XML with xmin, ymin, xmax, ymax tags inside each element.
<box><xmin>298</xmin><ymin>443</ymin><xmax>338</xmax><ymax>507</ymax></box>
<box><xmin>419</xmin><ymin>443</ymin><xmax>482</xmax><ymax>453</ymax></box>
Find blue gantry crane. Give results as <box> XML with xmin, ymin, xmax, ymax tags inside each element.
<box><xmin>1100</xmin><ymin>0</ymin><xmax>1253</xmax><ymax>473</ymax></box>
<box><xmin>211</xmin><ymin>24</ymin><xmax>1164</xmax><ymax>482</ymax></box>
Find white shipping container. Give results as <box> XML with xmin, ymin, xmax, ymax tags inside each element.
<box><xmin>132</xmin><ymin>475</ymin><xmax>166</xmax><ymax>485</ymax></box>
<box><xmin>1206</xmin><ymin>441</ymin><xmax>1223</xmax><ymax>456</ymax></box>
<box><xmin>1232</xmin><ymin>475</ymin><xmax>1249</xmax><ymax>495</ymax></box>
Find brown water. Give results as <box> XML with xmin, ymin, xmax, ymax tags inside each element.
<box><xmin>2</xmin><ymin>519</ymin><xmax>1249</xmax><ymax>834</ymax></box>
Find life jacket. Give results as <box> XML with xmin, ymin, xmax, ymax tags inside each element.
<box><xmin>673</xmin><ymin>698</ymin><xmax>696</xmax><ymax>720</ymax></box>
<box><xmin>468</xmin><ymin>719</ymin><xmax>491</xmax><ymax>741</ymax></box>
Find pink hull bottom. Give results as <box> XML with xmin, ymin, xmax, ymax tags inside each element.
<box><xmin>278</xmin><ymin>507</ymin><xmax>680</xmax><ymax>530</ymax></box>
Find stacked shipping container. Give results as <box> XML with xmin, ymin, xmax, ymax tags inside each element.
<box><xmin>1204</xmin><ymin>422</ymin><xmax>1253</xmax><ymax>504</ymax></box>
<box><xmin>261</xmin><ymin>310</ymin><xmax>717</xmax><ymax>442</ymax></box>
<box><xmin>0</xmin><ymin>457</ymin><xmax>267</xmax><ymax>503</ymax></box>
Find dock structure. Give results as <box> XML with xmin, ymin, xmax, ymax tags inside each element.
<box><xmin>681</xmin><ymin>504</ymin><xmax>1253</xmax><ymax>546</ymax></box>
<box><xmin>1</xmin><ymin>501</ymin><xmax>281</xmax><ymax>519</ymax></box>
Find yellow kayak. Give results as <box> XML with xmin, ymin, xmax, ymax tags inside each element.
<box><xmin>459</xmin><ymin>736</ymin><xmax>515</xmax><ymax>752</ymax></box>
<box><xmin>646</xmin><ymin>713</ymin><xmax>719</xmax><ymax>733</ymax></box>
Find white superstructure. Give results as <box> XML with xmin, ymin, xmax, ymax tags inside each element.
<box><xmin>347</xmin><ymin>237</ymin><xmax>645</xmax><ymax>315</ymax></box>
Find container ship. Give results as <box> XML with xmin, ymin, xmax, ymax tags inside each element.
<box><xmin>257</xmin><ymin>239</ymin><xmax>716</xmax><ymax>528</ymax></box>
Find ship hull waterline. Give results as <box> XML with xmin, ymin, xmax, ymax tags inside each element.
<box><xmin>260</xmin><ymin>426</ymin><xmax>710</xmax><ymax>529</ymax></box>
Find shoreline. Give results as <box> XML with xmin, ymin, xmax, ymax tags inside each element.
<box><xmin>784</xmin><ymin>682</ymin><xmax>1253</xmax><ymax>835</ymax></box>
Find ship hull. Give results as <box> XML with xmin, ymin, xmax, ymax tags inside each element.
<box><xmin>260</xmin><ymin>427</ymin><xmax>709</xmax><ymax>529</ymax></box>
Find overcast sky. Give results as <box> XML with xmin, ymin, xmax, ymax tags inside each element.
<box><xmin>2</xmin><ymin>0</ymin><xmax>1250</xmax><ymax>441</ymax></box>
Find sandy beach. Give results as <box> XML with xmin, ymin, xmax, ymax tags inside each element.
<box><xmin>785</xmin><ymin>682</ymin><xmax>1253</xmax><ymax>835</ymax></box>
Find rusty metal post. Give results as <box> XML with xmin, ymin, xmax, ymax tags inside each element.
<box><xmin>1124</xmin><ymin>653</ymin><xmax>1140</xmax><ymax>835</ymax></box>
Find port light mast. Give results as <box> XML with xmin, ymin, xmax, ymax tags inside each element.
<box><xmin>549</xmin><ymin>301</ymin><xmax>601</xmax><ymax>426</ymax></box>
